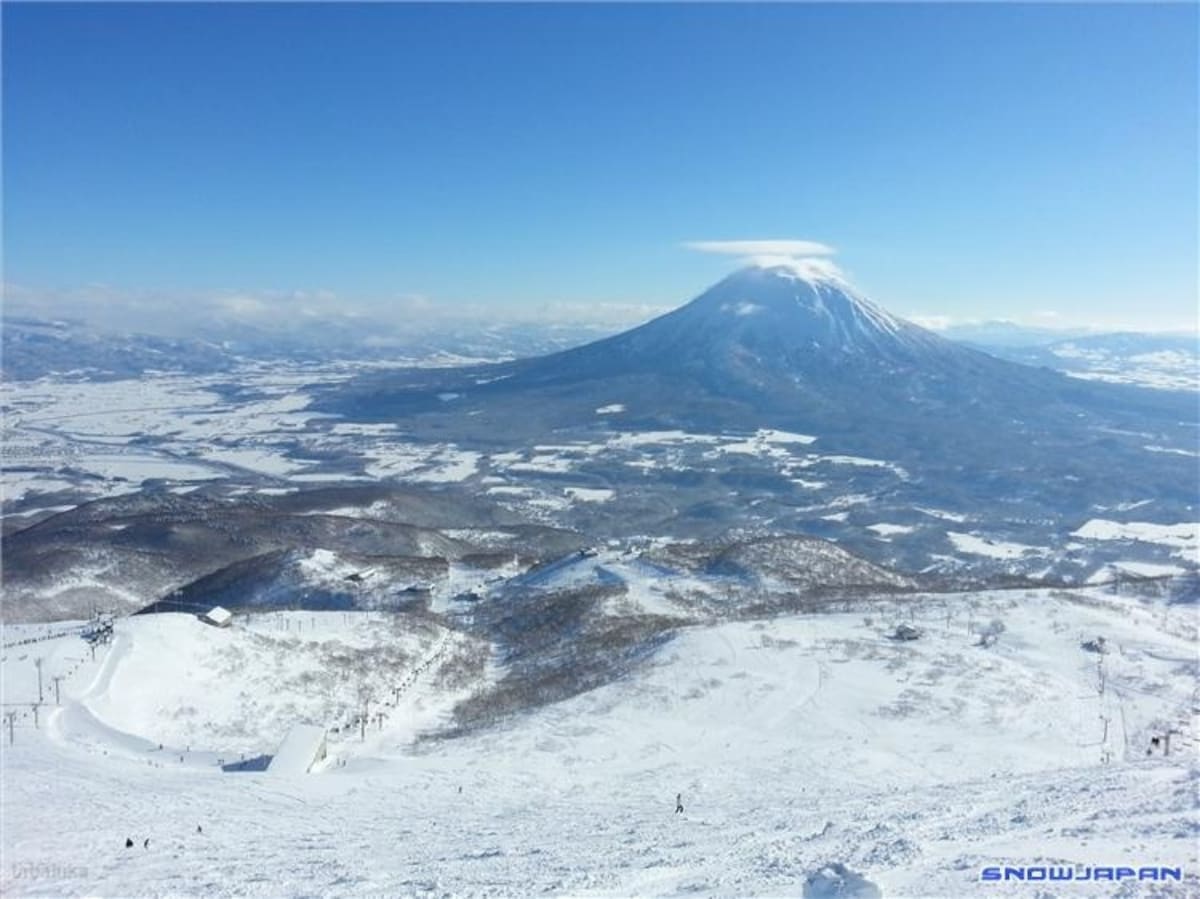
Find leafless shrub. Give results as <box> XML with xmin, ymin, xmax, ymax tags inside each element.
<box><xmin>431</xmin><ymin>584</ymin><xmax>680</xmax><ymax>739</ymax></box>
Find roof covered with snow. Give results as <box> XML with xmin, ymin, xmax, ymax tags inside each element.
<box><xmin>203</xmin><ymin>606</ymin><xmax>233</xmax><ymax>626</ymax></box>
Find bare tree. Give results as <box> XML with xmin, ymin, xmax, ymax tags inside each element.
<box><xmin>355</xmin><ymin>679</ymin><xmax>375</xmax><ymax>742</ymax></box>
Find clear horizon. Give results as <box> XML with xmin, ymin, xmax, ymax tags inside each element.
<box><xmin>4</xmin><ymin>3</ymin><xmax>1197</xmax><ymax>335</ymax></box>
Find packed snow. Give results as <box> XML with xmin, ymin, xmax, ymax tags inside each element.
<box><xmin>3</xmin><ymin>590</ymin><xmax>1197</xmax><ymax>897</ymax></box>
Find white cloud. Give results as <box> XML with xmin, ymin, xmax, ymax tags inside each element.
<box><xmin>683</xmin><ymin>239</ymin><xmax>847</xmax><ymax>282</ymax></box>
<box><xmin>521</xmin><ymin>301</ymin><xmax>673</xmax><ymax>328</ymax></box>
<box><xmin>902</xmin><ymin>311</ymin><xmax>1199</xmax><ymax>335</ymax></box>
<box><xmin>908</xmin><ymin>314</ymin><xmax>954</xmax><ymax>331</ymax></box>
<box><xmin>214</xmin><ymin>294</ymin><xmax>271</xmax><ymax>318</ymax></box>
<box><xmin>0</xmin><ymin>281</ymin><xmax>673</xmax><ymax>340</ymax></box>
<box><xmin>683</xmin><ymin>239</ymin><xmax>836</xmax><ymax>258</ymax></box>
<box><xmin>2</xmin><ymin>282</ymin><xmax>386</xmax><ymax>337</ymax></box>
<box><xmin>746</xmin><ymin>255</ymin><xmax>846</xmax><ymax>281</ymax></box>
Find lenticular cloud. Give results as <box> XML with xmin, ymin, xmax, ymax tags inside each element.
<box><xmin>683</xmin><ymin>239</ymin><xmax>836</xmax><ymax>258</ymax></box>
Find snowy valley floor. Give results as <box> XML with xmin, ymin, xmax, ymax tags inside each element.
<box><xmin>2</xmin><ymin>590</ymin><xmax>1197</xmax><ymax>898</ymax></box>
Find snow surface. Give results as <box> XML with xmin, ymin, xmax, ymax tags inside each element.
<box><xmin>1087</xmin><ymin>561</ymin><xmax>1188</xmax><ymax>582</ymax></box>
<box><xmin>868</xmin><ymin>524</ymin><xmax>915</xmax><ymax>538</ymax></box>
<box><xmin>1072</xmin><ymin>519</ymin><xmax>1199</xmax><ymax>562</ymax></box>
<box><xmin>3</xmin><ymin>591</ymin><xmax>1197</xmax><ymax>897</ymax></box>
<box><xmin>564</xmin><ymin>486</ymin><xmax>616</xmax><ymax>503</ymax></box>
<box><xmin>1050</xmin><ymin>344</ymin><xmax>1200</xmax><ymax>392</ymax></box>
<box><xmin>947</xmin><ymin>532</ymin><xmax>1040</xmax><ymax>561</ymax></box>
<box><xmin>268</xmin><ymin>724</ymin><xmax>327</xmax><ymax>775</ymax></box>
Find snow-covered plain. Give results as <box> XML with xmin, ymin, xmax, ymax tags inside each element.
<box><xmin>1054</xmin><ymin>346</ymin><xmax>1200</xmax><ymax>392</ymax></box>
<box><xmin>1072</xmin><ymin>520</ymin><xmax>1199</xmax><ymax>563</ymax></box>
<box><xmin>8</xmin><ymin>367</ymin><xmax>1193</xmax><ymax>585</ymax></box>
<box><xmin>0</xmin><ymin>372</ymin><xmax>889</xmax><ymax>507</ymax></box>
<box><xmin>947</xmin><ymin>532</ymin><xmax>1040</xmax><ymax>561</ymax></box>
<box><xmin>2</xmin><ymin>589</ymin><xmax>1197</xmax><ymax>897</ymax></box>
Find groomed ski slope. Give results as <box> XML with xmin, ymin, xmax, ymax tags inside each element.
<box><xmin>2</xmin><ymin>589</ymin><xmax>1196</xmax><ymax>897</ymax></box>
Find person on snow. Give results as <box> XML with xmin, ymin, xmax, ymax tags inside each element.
<box><xmin>675</xmin><ymin>793</ymin><xmax>684</xmax><ymax>815</ymax></box>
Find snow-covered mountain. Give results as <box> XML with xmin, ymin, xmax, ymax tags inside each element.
<box><xmin>4</xmin><ymin>587</ymin><xmax>1196</xmax><ymax>896</ymax></box>
<box><xmin>0</xmin><ymin>314</ymin><xmax>620</xmax><ymax>381</ymax></box>
<box><xmin>974</xmin><ymin>332</ymin><xmax>1200</xmax><ymax>392</ymax></box>
<box><xmin>323</xmin><ymin>261</ymin><xmax>1194</xmax><ymax>467</ymax></box>
<box><xmin>0</xmin><ymin>316</ymin><xmax>235</xmax><ymax>381</ymax></box>
<box><xmin>328</xmin><ymin>261</ymin><xmax>1175</xmax><ymax>429</ymax></box>
<box><xmin>939</xmin><ymin>320</ymin><xmax>1097</xmax><ymax>348</ymax></box>
<box><xmin>317</xmin><ymin>264</ymin><xmax>1197</xmax><ymax>576</ymax></box>
<box><xmin>479</xmin><ymin>263</ymin><xmax>1002</xmax><ymax>399</ymax></box>
<box><xmin>528</xmin><ymin>263</ymin><xmax>960</xmax><ymax>372</ymax></box>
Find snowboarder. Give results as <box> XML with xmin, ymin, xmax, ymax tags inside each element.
<box><xmin>675</xmin><ymin>793</ymin><xmax>684</xmax><ymax>814</ymax></box>
<box><xmin>125</xmin><ymin>838</ymin><xmax>133</xmax><ymax>849</ymax></box>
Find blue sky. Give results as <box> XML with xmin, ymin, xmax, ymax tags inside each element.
<box><xmin>4</xmin><ymin>3</ymin><xmax>1197</xmax><ymax>331</ymax></box>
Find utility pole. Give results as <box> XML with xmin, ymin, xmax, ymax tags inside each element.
<box><xmin>4</xmin><ymin>712</ymin><xmax>15</xmax><ymax>745</ymax></box>
<box><xmin>34</xmin><ymin>657</ymin><xmax>44</xmax><ymax>703</ymax></box>
<box><xmin>52</xmin><ymin>675</ymin><xmax>65</xmax><ymax>706</ymax></box>
<box><xmin>31</xmin><ymin>703</ymin><xmax>40</xmax><ymax>729</ymax></box>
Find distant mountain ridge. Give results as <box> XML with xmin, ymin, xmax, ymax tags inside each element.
<box><xmin>942</xmin><ymin>320</ymin><xmax>1197</xmax><ymax>349</ymax></box>
<box><xmin>967</xmin><ymin>332</ymin><xmax>1199</xmax><ymax>392</ymax></box>
<box><xmin>0</xmin><ymin>314</ymin><xmax>622</xmax><ymax>381</ymax></box>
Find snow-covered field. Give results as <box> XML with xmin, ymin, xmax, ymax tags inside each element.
<box><xmin>1055</xmin><ymin>346</ymin><xmax>1199</xmax><ymax>392</ymax></box>
<box><xmin>947</xmin><ymin>532</ymin><xmax>1040</xmax><ymax>562</ymax></box>
<box><xmin>3</xmin><ymin>590</ymin><xmax>1197</xmax><ymax>897</ymax></box>
<box><xmin>1072</xmin><ymin>520</ymin><xmax>1199</xmax><ymax>562</ymax></box>
<box><xmin>6</xmin><ymin>368</ymin><xmax>1195</xmax><ymax>585</ymax></box>
<box><xmin>0</xmin><ymin>372</ymin><xmax>905</xmax><ymax>508</ymax></box>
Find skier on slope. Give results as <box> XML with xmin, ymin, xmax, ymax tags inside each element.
<box><xmin>675</xmin><ymin>792</ymin><xmax>684</xmax><ymax>814</ymax></box>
